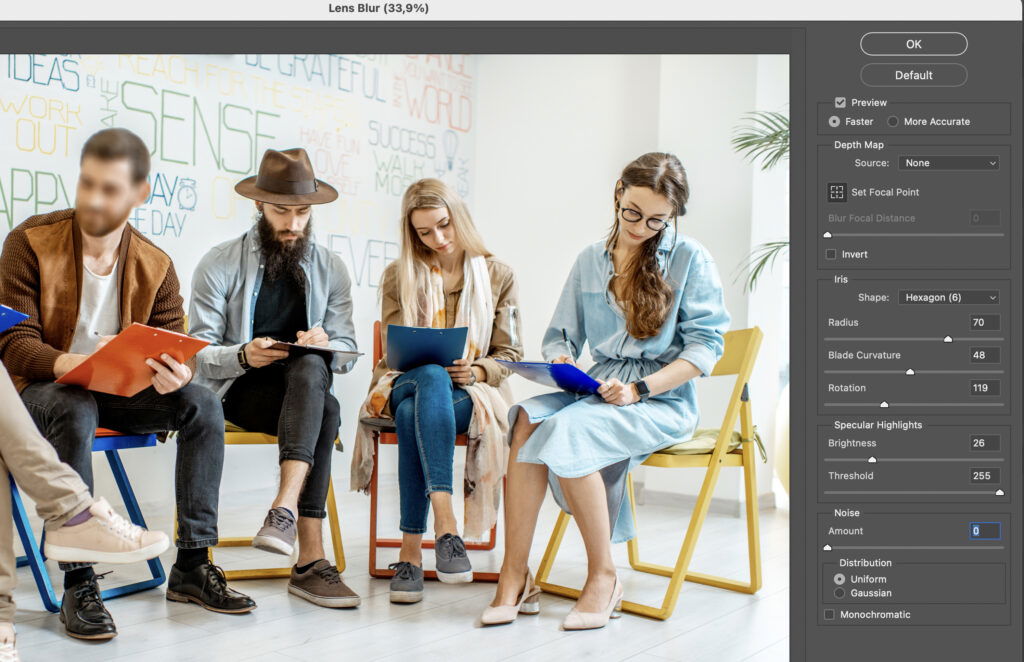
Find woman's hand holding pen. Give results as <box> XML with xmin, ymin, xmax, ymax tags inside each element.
<box><xmin>596</xmin><ymin>377</ymin><xmax>639</xmax><ymax>407</ymax></box>
<box><xmin>551</xmin><ymin>355</ymin><xmax>576</xmax><ymax>366</ymax></box>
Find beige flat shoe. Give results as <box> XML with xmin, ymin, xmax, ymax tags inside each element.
<box><xmin>562</xmin><ymin>577</ymin><xmax>623</xmax><ymax>630</ymax></box>
<box><xmin>480</xmin><ymin>569</ymin><xmax>541</xmax><ymax>626</ymax></box>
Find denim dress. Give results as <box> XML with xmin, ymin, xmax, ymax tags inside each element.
<box><xmin>512</xmin><ymin>233</ymin><xmax>730</xmax><ymax>542</ymax></box>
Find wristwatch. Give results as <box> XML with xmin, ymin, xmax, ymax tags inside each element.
<box><xmin>237</xmin><ymin>345</ymin><xmax>252</xmax><ymax>371</ymax></box>
<box><xmin>631</xmin><ymin>379</ymin><xmax>651</xmax><ymax>402</ymax></box>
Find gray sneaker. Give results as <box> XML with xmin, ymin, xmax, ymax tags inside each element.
<box><xmin>389</xmin><ymin>562</ymin><xmax>424</xmax><ymax>603</ymax></box>
<box><xmin>252</xmin><ymin>507</ymin><xmax>296</xmax><ymax>556</ymax></box>
<box><xmin>434</xmin><ymin>533</ymin><xmax>472</xmax><ymax>583</ymax></box>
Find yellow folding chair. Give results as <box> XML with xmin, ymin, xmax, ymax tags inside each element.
<box><xmin>535</xmin><ymin>327</ymin><xmax>764</xmax><ymax>620</ymax></box>
<box><xmin>209</xmin><ymin>423</ymin><xmax>347</xmax><ymax>580</ymax></box>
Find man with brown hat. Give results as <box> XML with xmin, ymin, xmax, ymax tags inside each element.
<box><xmin>0</xmin><ymin>127</ymin><xmax>256</xmax><ymax>641</ymax></box>
<box><xmin>189</xmin><ymin>147</ymin><xmax>360</xmax><ymax>608</ymax></box>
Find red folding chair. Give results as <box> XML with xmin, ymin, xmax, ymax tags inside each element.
<box><xmin>365</xmin><ymin>321</ymin><xmax>500</xmax><ymax>582</ymax></box>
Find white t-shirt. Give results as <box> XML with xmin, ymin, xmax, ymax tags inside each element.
<box><xmin>68</xmin><ymin>259</ymin><xmax>120</xmax><ymax>355</ymax></box>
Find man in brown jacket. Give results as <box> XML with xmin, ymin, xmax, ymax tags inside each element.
<box><xmin>0</xmin><ymin>128</ymin><xmax>255</xmax><ymax>641</ymax></box>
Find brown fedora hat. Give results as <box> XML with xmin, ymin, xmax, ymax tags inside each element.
<box><xmin>235</xmin><ymin>148</ymin><xmax>338</xmax><ymax>205</ymax></box>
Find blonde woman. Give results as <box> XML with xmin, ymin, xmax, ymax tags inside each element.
<box><xmin>352</xmin><ymin>179</ymin><xmax>522</xmax><ymax>603</ymax></box>
<box><xmin>482</xmin><ymin>152</ymin><xmax>730</xmax><ymax>630</ymax></box>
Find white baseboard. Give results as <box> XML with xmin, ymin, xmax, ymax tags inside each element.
<box><xmin>633</xmin><ymin>482</ymin><xmax>776</xmax><ymax>517</ymax></box>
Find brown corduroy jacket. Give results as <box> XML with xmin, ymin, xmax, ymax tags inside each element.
<box><xmin>0</xmin><ymin>208</ymin><xmax>192</xmax><ymax>393</ymax></box>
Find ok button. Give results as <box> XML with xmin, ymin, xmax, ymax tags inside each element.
<box><xmin>861</xmin><ymin>32</ymin><xmax>968</xmax><ymax>56</ymax></box>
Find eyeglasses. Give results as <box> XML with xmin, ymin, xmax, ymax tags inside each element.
<box><xmin>619</xmin><ymin>206</ymin><xmax>671</xmax><ymax>232</ymax></box>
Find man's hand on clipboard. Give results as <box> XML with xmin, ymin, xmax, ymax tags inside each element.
<box><xmin>145</xmin><ymin>353</ymin><xmax>192</xmax><ymax>394</ymax></box>
<box><xmin>244</xmin><ymin>337</ymin><xmax>289</xmax><ymax>368</ymax></box>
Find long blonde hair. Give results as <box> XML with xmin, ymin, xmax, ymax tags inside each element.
<box><xmin>392</xmin><ymin>178</ymin><xmax>491</xmax><ymax>325</ymax></box>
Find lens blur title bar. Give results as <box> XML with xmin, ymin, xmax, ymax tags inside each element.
<box><xmin>2</xmin><ymin>0</ymin><xmax>1020</xmax><ymax>22</ymax></box>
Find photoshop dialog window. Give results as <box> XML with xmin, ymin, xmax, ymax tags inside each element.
<box><xmin>0</xmin><ymin>2</ymin><xmax>1019</xmax><ymax>661</ymax></box>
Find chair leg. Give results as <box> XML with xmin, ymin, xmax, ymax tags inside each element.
<box><xmin>9</xmin><ymin>477</ymin><xmax>60</xmax><ymax>613</ymax></box>
<box><xmin>102</xmin><ymin>450</ymin><xmax>167</xmax><ymax>599</ymax></box>
<box><xmin>368</xmin><ymin>435</ymin><xmax>385</xmax><ymax>578</ymax></box>
<box><xmin>326</xmin><ymin>478</ymin><xmax>345</xmax><ymax>574</ymax></box>
<box><xmin>534</xmin><ymin>510</ymin><xmax>577</xmax><ymax>600</ymax></box>
<box><xmin>626</xmin><ymin>473</ymin><xmax>643</xmax><ymax>571</ymax></box>
<box><xmin>742</xmin><ymin>440</ymin><xmax>763</xmax><ymax>593</ymax></box>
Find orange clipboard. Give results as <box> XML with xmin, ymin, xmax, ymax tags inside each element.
<box><xmin>56</xmin><ymin>323</ymin><xmax>209</xmax><ymax>397</ymax></box>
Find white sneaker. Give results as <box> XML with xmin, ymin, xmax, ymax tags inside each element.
<box><xmin>0</xmin><ymin>641</ymin><xmax>19</xmax><ymax>662</ymax></box>
<box><xmin>44</xmin><ymin>497</ymin><xmax>169</xmax><ymax>564</ymax></box>
<box><xmin>0</xmin><ymin>622</ymin><xmax>19</xmax><ymax>662</ymax></box>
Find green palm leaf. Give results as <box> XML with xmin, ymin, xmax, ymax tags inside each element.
<box><xmin>731</xmin><ymin>111</ymin><xmax>790</xmax><ymax>171</ymax></box>
<box><xmin>735</xmin><ymin>240</ymin><xmax>789</xmax><ymax>293</ymax></box>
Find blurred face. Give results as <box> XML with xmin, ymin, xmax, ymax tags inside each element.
<box><xmin>257</xmin><ymin>202</ymin><xmax>312</xmax><ymax>243</ymax></box>
<box><xmin>615</xmin><ymin>185</ymin><xmax>673</xmax><ymax>249</ymax></box>
<box><xmin>410</xmin><ymin>206</ymin><xmax>459</xmax><ymax>256</ymax></box>
<box><xmin>75</xmin><ymin>156</ymin><xmax>149</xmax><ymax>238</ymax></box>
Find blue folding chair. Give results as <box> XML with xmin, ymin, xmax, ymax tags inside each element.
<box><xmin>11</xmin><ymin>429</ymin><xmax>166</xmax><ymax>613</ymax></box>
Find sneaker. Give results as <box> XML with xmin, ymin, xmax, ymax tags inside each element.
<box><xmin>252</xmin><ymin>507</ymin><xmax>296</xmax><ymax>556</ymax></box>
<box><xmin>0</xmin><ymin>641</ymin><xmax>18</xmax><ymax>662</ymax></box>
<box><xmin>44</xmin><ymin>498</ymin><xmax>169</xmax><ymax>564</ymax></box>
<box><xmin>388</xmin><ymin>562</ymin><xmax>424</xmax><ymax>604</ymax></box>
<box><xmin>288</xmin><ymin>559</ymin><xmax>360</xmax><ymax>608</ymax></box>
<box><xmin>0</xmin><ymin>623</ymin><xmax>19</xmax><ymax>662</ymax></box>
<box><xmin>434</xmin><ymin>533</ymin><xmax>472</xmax><ymax>583</ymax></box>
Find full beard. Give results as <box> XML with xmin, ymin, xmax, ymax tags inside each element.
<box><xmin>76</xmin><ymin>205</ymin><xmax>131</xmax><ymax>238</ymax></box>
<box><xmin>257</xmin><ymin>213</ymin><xmax>311</xmax><ymax>285</ymax></box>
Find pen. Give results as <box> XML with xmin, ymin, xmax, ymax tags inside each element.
<box><xmin>561</xmin><ymin>328</ymin><xmax>574</xmax><ymax>360</ymax></box>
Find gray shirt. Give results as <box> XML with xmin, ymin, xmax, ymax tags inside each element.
<box><xmin>188</xmin><ymin>226</ymin><xmax>359</xmax><ymax>397</ymax></box>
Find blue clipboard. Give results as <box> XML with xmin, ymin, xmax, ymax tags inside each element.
<box><xmin>386</xmin><ymin>325</ymin><xmax>468</xmax><ymax>372</ymax></box>
<box><xmin>497</xmin><ymin>360</ymin><xmax>601</xmax><ymax>396</ymax></box>
<box><xmin>0</xmin><ymin>305</ymin><xmax>29</xmax><ymax>334</ymax></box>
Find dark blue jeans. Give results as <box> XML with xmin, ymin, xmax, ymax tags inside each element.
<box><xmin>20</xmin><ymin>380</ymin><xmax>225</xmax><ymax>571</ymax></box>
<box><xmin>221</xmin><ymin>353</ymin><xmax>340</xmax><ymax>519</ymax></box>
<box><xmin>389</xmin><ymin>364</ymin><xmax>472</xmax><ymax>535</ymax></box>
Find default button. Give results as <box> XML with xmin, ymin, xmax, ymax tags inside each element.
<box><xmin>861</xmin><ymin>63</ymin><xmax>967</xmax><ymax>87</ymax></box>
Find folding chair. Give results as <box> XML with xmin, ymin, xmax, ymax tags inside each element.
<box><xmin>12</xmin><ymin>429</ymin><xmax>167</xmax><ymax>613</ymax></box>
<box><xmin>365</xmin><ymin>320</ymin><xmax>500</xmax><ymax>582</ymax></box>
<box><xmin>535</xmin><ymin>327</ymin><xmax>764</xmax><ymax>620</ymax></box>
<box><xmin>207</xmin><ymin>424</ymin><xmax>347</xmax><ymax>580</ymax></box>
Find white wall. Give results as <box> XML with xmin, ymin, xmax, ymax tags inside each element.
<box><xmin>472</xmin><ymin>54</ymin><xmax>661</xmax><ymax>385</ymax></box>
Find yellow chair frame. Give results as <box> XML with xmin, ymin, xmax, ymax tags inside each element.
<box><xmin>210</xmin><ymin>424</ymin><xmax>347</xmax><ymax>580</ymax></box>
<box><xmin>535</xmin><ymin>327</ymin><xmax>764</xmax><ymax>620</ymax></box>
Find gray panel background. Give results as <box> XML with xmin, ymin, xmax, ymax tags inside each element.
<box><xmin>0</xmin><ymin>18</ymin><xmax>1018</xmax><ymax>662</ymax></box>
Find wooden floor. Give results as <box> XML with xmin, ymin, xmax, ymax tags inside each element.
<box><xmin>10</xmin><ymin>469</ymin><xmax>789</xmax><ymax>661</ymax></box>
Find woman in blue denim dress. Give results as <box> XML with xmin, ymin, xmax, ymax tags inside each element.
<box><xmin>481</xmin><ymin>152</ymin><xmax>730</xmax><ymax>630</ymax></box>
